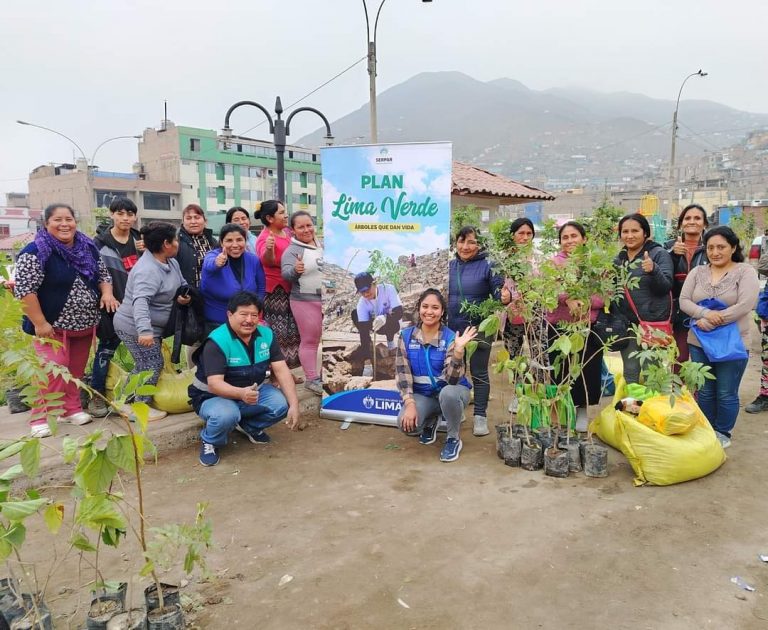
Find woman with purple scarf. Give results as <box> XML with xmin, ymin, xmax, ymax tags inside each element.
<box><xmin>15</xmin><ymin>204</ymin><xmax>118</xmax><ymax>437</ymax></box>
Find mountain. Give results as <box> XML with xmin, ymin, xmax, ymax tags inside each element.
<box><xmin>299</xmin><ymin>72</ymin><xmax>768</xmax><ymax>187</ymax></box>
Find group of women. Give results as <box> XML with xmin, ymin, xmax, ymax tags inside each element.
<box><xmin>15</xmin><ymin>199</ymin><xmax>760</xmax><ymax>455</ymax></box>
<box><xmin>395</xmin><ymin>204</ymin><xmax>759</xmax><ymax>461</ymax></box>
<box><xmin>16</xmin><ymin>199</ymin><xmax>324</xmax><ymax>437</ymax></box>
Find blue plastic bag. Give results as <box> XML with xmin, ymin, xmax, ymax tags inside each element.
<box><xmin>757</xmin><ymin>286</ymin><xmax>768</xmax><ymax>319</ymax></box>
<box><xmin>690</xmin><ymin>298</ymin><xmax>748</xmax><ymax>362</ymax></box>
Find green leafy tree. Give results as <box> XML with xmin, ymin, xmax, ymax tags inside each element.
<box><xmin>450</xmin><ymin>204</ymin><xmax>482</xmax><ymax>239</ymax></box>
<box><xmin>730</xmin><ymin>211</ymin><xmax>757</xmax><ymax>250</ymax></box>
<box><xmin>366</xmin><ymin>249</ymin><xmax>406</xmax><ymax>290</ymax></box>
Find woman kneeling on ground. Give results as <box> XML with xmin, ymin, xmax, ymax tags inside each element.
<box><xmin>396</xmin><ymin>289</ymin><xmax>477</xmax><ymax>463</ymax></box>
<box><xmin>113</xmin><ymin>222</ymin><xmax>191</xmax><ymax>421</ymax></box>
<box><xmin>679</xmin><ymin>226</ymin><xmax>759</xmax><ymax>449</ymax></box>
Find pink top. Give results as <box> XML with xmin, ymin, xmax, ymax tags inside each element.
<box><xmin>256</xmin><ymin>228</ymin><xmax>293</xmax><ymax>293</ymax></box>
<box><xmin>546</xmin><ymin>250</ymin><xmax>604</xmax><ymax>324</ymax></box>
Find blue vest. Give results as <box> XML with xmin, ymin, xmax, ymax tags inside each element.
<box><xmin>19</xmin><ymin>242</ymin><xmax>100</xmax><ymax>335</ymax></box>
<box><xmin>401</xmin><ymin>326</ymin><xmax>471</xmax><ymax>396</ymax></box>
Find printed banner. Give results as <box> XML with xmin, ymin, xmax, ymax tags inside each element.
<box><xmin>320</xmin><ymin>142</ymin><xmax>452</xmax><ymax>426</ymax></box>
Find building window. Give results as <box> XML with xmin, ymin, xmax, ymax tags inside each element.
<box><xmin>224</xmin><ymin>164</ymin><xmax>234</xmax><ymax>177</ymax></box>
<box><xmin>225</xmin><ymin>188</ymin><xmax>235</xmax><ymax>199</ymax></box>
<box><xmin>216</xmin><ymin>163</ymin><xmax>225</xmax><ymax>180</ymax></box>
<box><xmin>190</xmin><ymin>138</ymin><xmax>201</xmax><ymax>152</ymax></box>
<box><xmin>300</xmin><ymin>172</ymin><xmax>308</xmax><ymax>188</ymax></box>
<box><xmin>95</xmin><ymin>190</ymin><xmax>129</xmax><ymax>208</ymax></box>
<box><xmin>216</xmin><ymin>187</ymin><xmax>225</xmax><ymax>204</ymax></box>
<box><xmin>207</xmin><ymin>187</ymin><xmax>217</xmax><ymax>198</ymax></box>
<box><xmin>205</xmin><ymin>162</ymin><xmax>216</xmax><ymax>175</ymax></box>
<box><xmin>142</xmin><ymin>193</ymin><xmax>171</xmax><ymax>211</ymax></box>
<box><xmin>0</xmin><ymin>225</ymin><xmax>9</xmax><ymax>237</ymax></box>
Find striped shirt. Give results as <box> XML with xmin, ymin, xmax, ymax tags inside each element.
<box><xmin>394</xmin><ymin>324</ymin><xmax>466</xmax><ymax>401</ymax></box>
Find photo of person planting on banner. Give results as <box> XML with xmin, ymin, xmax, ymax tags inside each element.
<box><xmin>352</xmin><ymin>271</ymin><xmax>403</xmax><ymax>378</ymax></box>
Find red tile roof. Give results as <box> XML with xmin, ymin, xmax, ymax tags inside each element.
<box><xmin>452</xmin><ymin>161</ymin><xmax>555</xmax><ymax>201</ymax></box>
<box><xmin>0</xmin><ymin>232</ymin><xmax>34</xmax><ymax>251</ymax></box>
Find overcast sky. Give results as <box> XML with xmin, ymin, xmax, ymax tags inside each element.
<box><xmin>2</xmin><ymin>0</ymin><xmax>766</xmax><ymax>201</ymax></box>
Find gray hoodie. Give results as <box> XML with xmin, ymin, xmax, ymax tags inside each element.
<box><xmin>281</xmin><ymin>238</ymin><xmax>323</xmax><ymax>302</ymax></box>
<box><xmin>113</xmin><ymin>251</ymin><xmax>187</xmax><ymax>337</ymax></box>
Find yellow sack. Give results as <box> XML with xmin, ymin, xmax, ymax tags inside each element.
<box><xmin>105</xmin><ymin>346</ymin><xmax>193</xmax><ymax>414</ymax></box>
<box><xmin>637</xmin><ymin>394</ymin><xmax>700</xmax><ymax>435</ymax></box>
<box><xmin>105</xmin><ymin>361</ymin><xmax>127</xmax><ymax>400</ymax></box>
<box><xmin>153</xmin><ymin>344</ymin><xmax>193</xmax><ymax>414</ymax></box>
<box><xmin>591</xmin><ymin>383</ymin><xmax>726</xmax><ymax>486</ymax></box>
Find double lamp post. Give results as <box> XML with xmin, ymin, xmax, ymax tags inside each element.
<box><xmin>17</xmin><ymin>119</ymin><xmax>140</xmax><ymax>220</ymax></box>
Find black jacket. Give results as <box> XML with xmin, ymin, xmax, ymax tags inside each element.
<box><xmin>176</xmin><ymin>227</ymin><xmax>218</xmax><ymax>287</ymax></box>
<box><xmin>94</xmin><ymin>225</ymin><xmax>141</xmax><ymax>302</ymax></box>
<box><xmin>664</xmin><ymin>238</ymin><xmax>708</xmax><ymax>326</ymax></box>
<box><xmin>614</xmin><ymin>240</ymin><xmax>674</xmax><ymax>325</ymax></box>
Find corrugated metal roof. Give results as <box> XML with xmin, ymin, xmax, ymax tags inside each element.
<box><xmin>452</xmin><ymin>161</ymin><xmax>555</xmax><ymax>201</ymax></box>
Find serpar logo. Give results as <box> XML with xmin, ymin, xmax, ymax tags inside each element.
<box><xmin>375</xmin><ymin>147</ymin><xmax>393</xmax><ymax>164</ymax></box>
<box><xmin>363</xmin><ymin>395</ymin><xmax>375</xmax><ymax>410</ymax></box>
<box><xmin>260</xmin><ymin>342</ymin><xmax>269</xmax><ymax>352</ymax></box>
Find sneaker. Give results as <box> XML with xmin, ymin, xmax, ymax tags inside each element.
<box><xmin>60</xmin><ymin>412</ymin><xmax>93</xmax><ymax>426</ymax></box>
<box><xmin>234</xmin><ymin>424</ymin><xmax>271</xmax><ymax>445</ymax></box>
<box><xmin>87</xmin><ymin>397</ymin><xmax>110</xmax><ymax>418</ymax></box>
<box><xmin>440</xmin><ymin>437</ymin><xmax>463</xmax><ymax>462</ymax></box>
<box><xmin>575</xmin><ymin>408</ymin><xmax>589</xmax><ymax>433</ymax></box>
<box><xmin>472</xmin><ymin>415</ymin><xmax>489</xmax><ymax>436</ymax></box>
<box><xmin>715</xmin><ymin>432</ymin><xmax>731</xmax><ymax>449</ymax></box>
<box><xmin>362</xmin><ymin>362</ymin><xmax>373</xmax><ymax>377</ymax></box>
<box><xmin>199</xmin><ymin>442</ymin><xmax>220</xmax><ymax>466</ymax></box>
<box><xmin>508</xmin><ymin>397</ymin><xmax>518</xmax><ymax>414</ymax></box>
<box><xmin>119</xmin><ymin>405</ymin><xmax>167</xmax><ymax>423</ymax></box>
<box><xmin>304</xmin><ymin>378</ymin><xmax>323</xmax><ymax>396</ymax></box>
<box><xmin>29</xmin><ymin>422</ymin><xmax>52</xmax><ymax>438</ymax></box>
<box><xmin>745</xmin><ymin>394</ymin><xmax>768</xmax><ymax>414</ymax></box>
<box><xmin>419</xmin><ymin>421</ymin><xmax>439</xmax><ymax>445</ymax></box>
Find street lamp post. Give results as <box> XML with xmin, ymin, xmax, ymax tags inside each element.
<box><xmin>17</xmin><ymin>120</ymin><xmax>140</xmax><ymax>216</ymax></box>
<box><xmin>222</xmin><ymin>97</ymin><xmax>333</xmax><ymax>203</ymax></box>
<box><xmin>669</xmin><ymin>69</ymin><xmax>708</xmax><ymax>186</ymax></box>
<box><xmin>362</xmin><ymin>0</ymin><xmax>431</xmax><ymax>144</ymax></box>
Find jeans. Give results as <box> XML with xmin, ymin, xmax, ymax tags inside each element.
<box><xmin>90</xmin><ymin>336</ymin><xmax>121</xmax><ymax>394</ymax></box>
<box><xmin>469</xmin><ymin>333</ymin><xmax>493</xmax><ymax>417</ymax></box>
<box><xmin>620</xmin><ymin>337</ymin><xmax>642</xmax><ymax>385</ymax></box>
<box><xmin>198</xmin><ymin>384</ymin><xmax>288</xmax><ymax>446</ymax></box>
<box><xmin>689</xmin><ymin>345</ymin><xmax>748</xmax><ymax>437</ymax></box>
<box><xmin>397</xmin><ymin>385</ymin><xmax>470</xmax><ymax>440</ymax></box>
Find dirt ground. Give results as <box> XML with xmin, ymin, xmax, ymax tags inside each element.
<box><xmin>12</xmin><ymin>343</ymin><xmax>768</xmax><ymax>630</ymax></box>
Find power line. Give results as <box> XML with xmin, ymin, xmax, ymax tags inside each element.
<box><xmin>592</xmin><ymin>121</ymin><xmax>672</xmax><ymax>153</ymax></box>
<box><xmin>236</xmin><ymin>55</ymin><xmax>367</xmax><ymax>138</ymax></box>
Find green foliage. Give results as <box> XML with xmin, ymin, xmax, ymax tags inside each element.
<box><xmin>366</xmin><ymin>249</ymin><xmax>407</xmax><ymax>290</ymax></box>
<box><xmin>450</xmin><ymin>205</ymin><xmax>482</xmax><ymax>239</ymax></box>
<box><xmin>580</xmin><ymin>201</ymin><xmax>624</xmax><ymax>246</ymax></box>
<box><xmin>629</xmin><ymin>327</ymin><xmax>715</xmax><ymax>400</ymax></box>
<box><xmin>730</xmin><ymin>212</ymin><xmax>757</xmax><ymax>250</ymax></box>
<box><xmin>141</xmin><ymin>503</ymin><xmax>212</xmax><ymax>578</ymax></box>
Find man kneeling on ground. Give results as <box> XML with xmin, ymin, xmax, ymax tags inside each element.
<box><xmin>189</xmin><ymin>291</ymin><xmax>300</xmax><ymax>466</ymax></box>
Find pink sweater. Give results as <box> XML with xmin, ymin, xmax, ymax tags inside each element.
<box><xmin>545</xmin><ymin>251</ymin><xmax>605</xmax><ymax>325</ymax></box>
<box><xmin>256</xmin><ymin>228</ymin><xmax>293</xmax><ymax>294</ymax></box>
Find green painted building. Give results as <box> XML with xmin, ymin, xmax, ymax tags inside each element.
<box><xmin>138</xmin><ymin>122</ymin><xmax>322</xmax><ymax>232</ymax></box>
